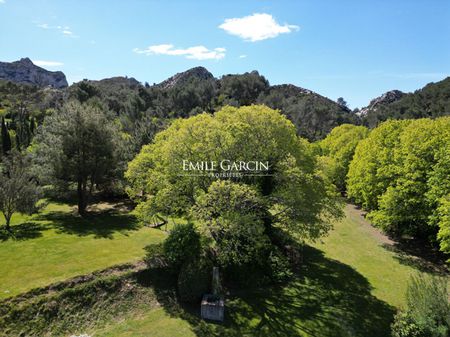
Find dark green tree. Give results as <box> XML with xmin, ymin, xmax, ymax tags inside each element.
<box><xmin>33</xmin><ymin>101</ymin><xmax>122</xmax><ymax>215</ymax></box>
<box><xmin>1</xmin><ymin>117</ymin><xmax>11</xmax><ymax>155</ymax></box>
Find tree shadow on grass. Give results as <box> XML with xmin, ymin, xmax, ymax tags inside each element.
<box><xmin>138</xmin><ymin>245</ymin><xmax>396</xmax><ymax>337</ymax></box>
<box><xmin>0</xmin><ymin>222</ymin><xmax>49</xmax><ymax>241</ymax></box>
<box><xmin>33</xmin><ymin>209</ymin><xmax>142</xmax><ymax>239</ymax></box>
<box><xmin>381</xmin><ymin>241</ymin><xmax>449</xmax><ymax>275</ymax></box>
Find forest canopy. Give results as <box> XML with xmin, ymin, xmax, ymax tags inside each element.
<box><xmin>126</xmin><ymin>105</ymin><xmax>343</xmax><ymax>241</ymax></box>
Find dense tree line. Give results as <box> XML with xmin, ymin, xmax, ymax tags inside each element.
<box><xmin>317</xmin><ymin>124</ymin><xmax>369</xmax><ymax>191</ymax></box>
<box><xmin>346</xmin><ymin>117</ymin><xmax>450</xmax><ymax>254</ymax></box>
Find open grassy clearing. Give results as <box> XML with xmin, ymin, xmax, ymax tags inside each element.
<box><xmin>89</xmin><ymin>204</ymin><xmax>449</xmax><ymax>337</ymax></box>
<box><xmin>0</xmin><ymin>201</ymin><xmax>166</xmax><ymax>299</ymax></box>
<box><xmin>1</xmin><ymin>203</ymin><xmax>448</xmax><ymax>336</ymax></box>
<box><xmin>311</xmin><ymin>204</ymin><xmax>444</xmax><ymax>308</ymax></box>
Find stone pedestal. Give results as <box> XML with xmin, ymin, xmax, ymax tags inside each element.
<box><xmin>201</xmin><ymin>294</ymin><xmax>224</xmax><ymax>322</ymax></box>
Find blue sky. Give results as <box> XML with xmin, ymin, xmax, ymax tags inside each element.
<box><xmin>1</xmin><ymin>0</ymin><xmax>449</xmax><ymax>108</ymax></box>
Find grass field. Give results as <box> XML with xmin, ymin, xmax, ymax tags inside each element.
<box><xmin>0</xmin><ymin>201</ymin><xmax>166</xmax><ymax>299</ymax></box>
<box><xmin>312</xmin><ymin>204</ymin><xmax>420</xmax><ymax>308</ymax></box>
<box><xmin>88</xmin><ymin>204</ymin><xmax>449</xmax><ymax>337</ymax></box>
<box><xmin>1</xmin><ymin>202</ymin><xmax>448</xmax><ymax>337</ymax></box>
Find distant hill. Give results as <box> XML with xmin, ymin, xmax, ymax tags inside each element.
<box><xmin>2</xmin><ymin>58</ymin><xmax>449</xmax><ymax>145</ymax></box>
<box><xmin>257</xmin><ymin>84</ymin><xmax>356</xmax><ymax>140</ymax></box>
<box><xmin>156</xmin><ymin>66</ymin><xmax>214</xmax><ymax>89</ymax></box>
<box><xmin>0</xmin><ymin>58</ymin><xmax>68</xmax><ymax>89</ymax></box>
<box><xmin>361</xmin><ymin>77</ymin><xmax>450</xmax><ymax>127</ymax></box>
<box><xmin>149</xmin><ymin>68</ymin><xmax>356</xmax><ymax>140</ymax></box>
<box><xmin>359</xmin><ymin>90</ymin><xmax>405</xmax><ymax>116</ymax></box>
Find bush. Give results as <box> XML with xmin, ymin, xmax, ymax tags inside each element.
<box><xmin>163</xmin><ymin>222</ymin><xmax>201</xmax><ymax>270</ymax></box>
<box><xmin>177</xmin><ymin>257</ymin><xmax>213</xmax><ymax>303</ymax></box>
<box><xmin>143</xmin><ymin>243</ymin><xmax>166</xmax><ymax>268</ymax></box>
<box><xmin>391</xmin><ymin>274</ymin><xmax>450</xmax><ymax>337</ymax></box>
<box><xmin>392</xmin><ymin>312</ymin><xmax>429</xmax><ymax>337</ymax></box>
<box><xmin>267</xmin><ymin>247</ymin><xmax>293</xmax><ymax>283</ymax></box>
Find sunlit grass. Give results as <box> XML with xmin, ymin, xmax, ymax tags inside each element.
<box><xmin>0</xmin><ymin>201</ymin><xmax>166</xmax><ymax>299</ymax></box>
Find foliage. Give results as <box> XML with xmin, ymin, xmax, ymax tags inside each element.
<box><xmin>0</xmin><ymin>151</ymin><xmax>41</xmax><ymax>230</ymax></box>
<box><xmin>1</xmin><ymin>117</ymin><xmax>11</xmax><ymax>155</ymax></box>
<box><xmin>436</xmin><ymin>196</ymin><xmax>450</xmax><ymax>255</ymax></box>
<box><xmin>33</xmin><ymin>101</ymin><xmax>123</xmax><ymax>214</ymax></box>
<box><xmin>318</xmin><ymin>124</ymin><xmax>369</xmax><ymax>190</ymax></box>
<box><xmin>391</xmin><ymin>274</ymin><xmax>450</xmax><ymax>337</ymax></box>
<box><xmin>347</xmin><ymin>119</ymin><xmax>410</xmax><ymax>211</ymax></box>
<box><xmin>266</xmin><ymin>247</ymin><xmax>293</xmax><ymax>282</ymax></box>
<box><xmin>347</xmin><ymin>117</ymin><xmax>450</xmax><ymax>249</ymax></box>
<box><xmin>363</xmin><ymin>77</ymin><xmax>450</xmax><ymax>128</ymax></box>
<box><xmin>126</xmin><ymin>105</ymin><xmax>342</xmax><ymax>244</ymax></box>
<box><xmin>177</xmin><ymin>256</ymin><xmax>213</xmax><ymax>303</ymax></box>
<box><xmin>219</xmin><ymin>71</ymin><xmax>269</xmax><ymax>106</ymax></box>
<box><xmin>193</xmin><ymin>180</ymin><xmax>270</xmax><ymax>267</ymax></box>
<box><xmin>336</xmin><ymin>97</ymin><xmax>348</xmax><ymax>108</ymax></box>
<box><xmin>163</xmin><ymin>223</ymin><xmax>201</xmax><ymax>270</ymax></box>
<box><xmin>257</xmin><ymin>84</ymin><xmax>359</xmax><ymax>140</ymax></box>
<box><xmin>143</xmin><ymin>243</ymin><xmax>166</xmax><ymax>268</ymax></box>
<box><xmin>0</xmin><ymin>80</ymin><xmax>63</xmax><ymax>154</ymax></box>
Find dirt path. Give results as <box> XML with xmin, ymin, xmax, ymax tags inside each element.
<box><xmin>345</xmin><ymin>203</ymin><xmax>449</xmax><ymax>275</ymax></box>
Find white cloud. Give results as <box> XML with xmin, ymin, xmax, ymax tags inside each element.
<box><xmin>32</xmin><ymin>60</ymin><xmax>64</xmax><ymax>67</ymax></box>
<box><xmin>133</xmin><ymin>44</ymin><xmax>226</xmax><ymax>60</ymax></box>
<box><xmin>0</xmin><ymin>0</ymin><xmax>5</xmax><ymax>4</ymax></box>
<box><xmin>219</xmin><ymin>13</ymin><xmax>299</xmax><ymax>42</ymax></box>
<box><xmin>36</xmin><ymin>22</ymin><xmax>78</xmax><ymax>38</ymax></box>
<box><xmin>239</xmin><ymin>54</ymin><xmax>247</xmax><ymax>58</ymax></box>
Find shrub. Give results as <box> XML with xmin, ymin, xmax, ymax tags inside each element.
<box><xmin>143</xmin><ymin>243</ymin><xmax>166</xmax><ymax>268</ymax></box>
<box><xmin>267</xmin><ymin>247</ymin><xmax>293</xmax><ymax>283</ymax></box>
<box><xmin>391</xmin><ymin>274</ymin><xmax>450</xmax><ymax>337</ymax></box>
<box><xmin>392</xmin><ymin>312</ymin><xmax>429</xmax><ymax>337</ymax></box>
<box><xmin>163</xmin><ymin>222</ymin><xmax>201</xmax><ymax>270</ymax></box>
<box><xmin>177</xmin><ymin>256</ymin><xmax>213</xmax><ymax>303</ymax></box>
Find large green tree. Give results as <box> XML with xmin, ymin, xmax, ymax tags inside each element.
<box><xmin>33</xmin><ymin>101</ymin><xmax>122</xmax><ymax>215</ymax></box>
<box><xmin>192</xmin><ymin>180</ymin><xmax>270</xmax><ymax>267</ymax></box>
<box><xmin>126</xmin><ymin>105</ymin><xmax>342</xmax><ymax>242</ymax></box>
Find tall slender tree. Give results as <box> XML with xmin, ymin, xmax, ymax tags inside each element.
<box><xmin>1</xmin><ymin>117</ymin><xmax>11</xmax><ymax>155</ymax></box>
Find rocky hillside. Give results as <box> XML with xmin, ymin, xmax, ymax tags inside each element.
<box><xmin>157</xmin><ymin>66</ymin><xmax>214</xmax><ymax>89</ymax></box>
<box><xmin>361</xmin><ymin>77</ymin><xmax>450</xmax><ymax>127</ymax></box>
<box><xmin>63</xmin><ymin>68</ymin><xmax>356</xmax><ymax>141</ymax></box>
<box><xmin>0</xmin><ymin>58</ymin><xmax>68</xmax><ymax>89</ymax></box>
<box><xmin>359</xmin><ymin>90</ymin><xmax>405</xmax><ymax>116</ymax></box>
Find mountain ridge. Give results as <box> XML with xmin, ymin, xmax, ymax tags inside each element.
<box><xmin>0</xmin><ymin>58</ymin><xmax>68</xmax><ymax>89</ymax></box>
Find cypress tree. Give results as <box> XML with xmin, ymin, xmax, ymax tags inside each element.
<box><xmin>1</xmin><ymin>117</ymin><xmax>12</xmax><ymax>155</ymax></box>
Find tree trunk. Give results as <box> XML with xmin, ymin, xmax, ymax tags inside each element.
<box><xmin>4</xmin><ymin>214</ymin><xmax>12</xmax><ymax>232</ymax></box>
<box><xmin>77</xmin><ymin>179</ymin><xmax>86</xmax><ymax>216</ymax></box>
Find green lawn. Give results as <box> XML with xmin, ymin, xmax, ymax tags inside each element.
<box><xmin>90</xmin><ymin>204</ymin><xmax>449</xmax><ymax>337</ymax></box>
<box><xmin>1</xmin><ymin>202</ymin><xmax>447</xmax><ymax>336</ymax></box>
<box><xmin>0</xmin><ymin>201</ymin><xmax>166</xmax><ymax>299</ymax></box>
<box><xmin>312</xmin><ymin>204</ymin><xmax>420</xmax><ymax>308</ymax></box>
<box><xmin>95</xmin><ymin>308</ymin><xmax>195</xmax><ymax>337</ymax></box>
